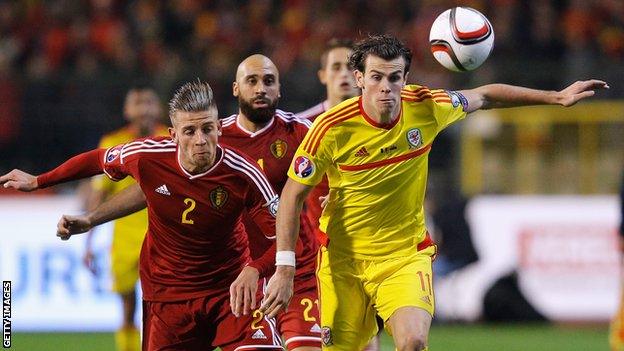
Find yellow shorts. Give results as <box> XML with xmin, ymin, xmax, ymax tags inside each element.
<box><xmin>317</xmin><ymin>245</ymin><xmax>436</xmax><ymax>350</ymax></box>
<box><xmin>110</xmin><ymin>218</ymin><xmax>146</xmax><ymax>294</ymax></box>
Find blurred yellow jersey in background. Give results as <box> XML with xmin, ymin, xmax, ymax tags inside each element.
<box><xmin>92</xmin><ymin>124</ymin><xmax>169</xmax><ymax>292</ymax></box>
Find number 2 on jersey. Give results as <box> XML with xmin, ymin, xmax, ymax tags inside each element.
<box><xmin>181</xmin><ymin>198</ymin><xmax>196</xmax><ymax>224</ymax></box>
<box><xmin>300</xmin><ymin>298</ymin><xmax>318</xmax><ymax>322</ymax></box>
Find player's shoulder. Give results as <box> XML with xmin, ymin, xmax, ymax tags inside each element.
<box><xmin>220</xmin><ymin>114</ymin><xmax>238</xmax><ymax>129</ymax></box>
<box><xmin>275</xmin><ymin>109</ymin><xmax>312</xmax><ymax>129</ymax></box>
<box><xmin>220</xmin><ymin>145</ymin><xmax>276</xmax><ymax>194</ymax></box>
<box><xmin>112</xmin><ymin>136</ymin><xmax>176</xmax><ymax>163</ymax></box>
<box><xmin>312</xmin><ymin>96</ymin><xmax>360</xmax><ymax>129</ymax></box>
<box><xmin>401</xmin><ymin>84</ymin><xmax>453</xmax><ymax>105</ymax></box>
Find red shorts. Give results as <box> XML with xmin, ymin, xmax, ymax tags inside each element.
<box><xmin>267</xmin><ymin>270</ymin><xmax>321</xmax><ymax>350</ymax></box>
<box><xmin>142</xmin><ymin>288</ymin><xmax>282</xmax><ymax>351</ymax></box>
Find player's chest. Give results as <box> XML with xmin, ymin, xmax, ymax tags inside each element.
<box><xmin>222</xmin><ymin>134</ymin><xmax>298</xmax><ymax>187</ymax></box>
<box><xmin>140</xmin><ymin>169</ymin><xmax>247</xmax><ymax>228</ymax></box>
<box><xmin>334</xmin><ymin>119</ymin><xmax>437</xmax><ymax>168</ymax></box>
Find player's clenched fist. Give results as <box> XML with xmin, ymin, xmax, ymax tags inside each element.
<box><xmin>57</xmin><ymin>214</ymin><xmax>93</xmax><ymax>241</ymax></box>
<box><xmin>260</xmin><ymin>266</ymin><xmax>295</xmax><ymax>318</ymax></box>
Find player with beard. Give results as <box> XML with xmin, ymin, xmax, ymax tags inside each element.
<box><xmin>1</xmin><ymin>81</ymin><xmax>284</xmax><ymax>351</ymax></box>
<box><xmin>218</xmin><ymin>54</ymin><xmax>321</xmax><ymax>351</ymax></box>
<box><xmin>26</xmin><ymin>55</ymin><xmax>324</xmax><ymax>350</ymax></box>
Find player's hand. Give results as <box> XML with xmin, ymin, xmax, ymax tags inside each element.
<box><xmin>0</xmin><ymin>169</ymin><xmax>38</xmax><ymax>192</ymax></box>
<box><xmin>83</xmin><ymin>248</ymin><xmax>98</xmax><ymax>275</ymax></box>
<box><xmin>260</xmin><ymin>265</ymin><xmax>295</xmax><ymax>318</ymax></box>
<box><xmin>319</xmin><ymin>194</ymin><xmax>329</xmax><ymax>209</ymax></box>
<box><xmin>57</xmin><ymin>214</ymin><xmax>93</xmax><ymax>241</ymax></box>
<box><xmin>229</xmin><ymin>266</ymin><xmax>260</xmax><ymax>318</ymax></box>
<box><xmin>557</xmin><ymin>80</ymin><xmax>609</xmax><ymax>107</ymax></box>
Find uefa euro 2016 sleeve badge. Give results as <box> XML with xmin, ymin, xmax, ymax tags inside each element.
<box><xmin>293</xmin><ymin>156</ymin><xmax>314</xmax><ymax>178</ymax></box>
<box><xmin>406</xmin><ymin>128</ymin><xmax>423</xmax><ymax>148</ymax></box>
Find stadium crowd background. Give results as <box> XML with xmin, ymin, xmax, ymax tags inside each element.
<box><xmin>0</xmin><ymin>0</ymin><xmax>622</xmax><ymax>178</ymax></box>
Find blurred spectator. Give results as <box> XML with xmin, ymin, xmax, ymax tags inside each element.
<box><xmin>1</xmin><ymin>0</ymin><xmax>622</xmax><ymax>176</ymax></box>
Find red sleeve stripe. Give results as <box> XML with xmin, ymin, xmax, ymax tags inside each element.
<box><xmin>306</xmin><ymin>109</ymin><xmax>359</xmax><ymax>156</ymax></box>
<box><xmin>401</xmin><ymin>88</ymin><xmax>431</xmax><ymax>98</ymax></box>
<box><xmin>303</xmin><ymin>102</ymin><xmax>359</xmax><ymax>155</ymax></box>
<box><xmin>223</xmin><ymin>149</ymin><xmax>277</xmax><ymax>204</ymax></box>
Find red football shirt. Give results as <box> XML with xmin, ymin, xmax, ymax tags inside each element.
<box><xmin>295</xmin><ymin>102</ymin><xmax>330</xmax><ymax>232</ymax></box>
<box><xmin>39</xmin><ymin>137</ymin><xmax>279</xmax><ymax>302</ymax></box>
<box><xmin>220</xmin><ymin>110</ymin><xmax>318</xmax><ymax>282</ymax></box>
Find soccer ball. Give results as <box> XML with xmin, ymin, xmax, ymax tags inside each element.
<box><xmin>429</xmin><ymin>7</ymin><xmax>494</xmax><ymax>72</ymax></box>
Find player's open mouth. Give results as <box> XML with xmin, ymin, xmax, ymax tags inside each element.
<box><xmin>253</xmin><ymin>99</ymin><xmax>270</xmax><ymax>107</ymax></box>
<box><xmin>339</xmin><ymin>82</ymin><xmax>351</xmax><ymax>88</ymax></box>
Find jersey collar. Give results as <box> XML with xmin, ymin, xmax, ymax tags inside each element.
<box><xmin>236</xmin><ymin>114</ymin><xmax>275</xmax><ymax>138</ymax></box>
<box><xmin>358</xmin><ymin>96</ymin><xmax>402</xmax><ymax>130</ymax></box>
<box><xmin>176</xmin><ymin>144</ymin><xmax>225</xmax><ymax>179</ymax></box>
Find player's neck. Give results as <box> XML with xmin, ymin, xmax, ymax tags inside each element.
<box><xmin>361</xmin><ymin>100</ymin><xmax>399</xmax><ymax>125</ymax></box>
<box><xmin>326</xmin><ymin>96</ymin><xmax>341</xmax><ymax>109</ymax></box>
<box><xmin>237</xmin><ymin>113</ymin><xmax>271</xmax><ymax>133</ymax></box>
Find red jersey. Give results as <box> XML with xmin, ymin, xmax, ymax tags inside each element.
<box><xmin>295</xmin><ymin>102</ymin><xmax>330</xmax><ymax>231</ymax></box>
<box><xmin>220</xmin><ymin>110</ymin><xmax>318</xmax><ymax>282</ymax></box>
<box><xmin>38</xmin><ymin>137</ymin><xmax>278</xmax><ymax>302</ymax></box>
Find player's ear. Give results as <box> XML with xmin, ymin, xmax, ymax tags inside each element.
<box><xmin>232</xmin><ymin>81</ymin><xmax>239</xmax><ymax>97</ymax></box>
<box><xmin>404</xmin><ymin>72</ymin><xmax>409</xmax><ymax>86</ymax></box>
<box><xmin>318</xmin><ymin>69</ymin><xmax>327</xmax><ymax>85</ymax></box>
<box><xmin>168</xmin><ymin>127</ymin><xmax>177</xmax><ymax>142</ymax></box>
<box><xmin>354</xmin><ymin>70</ymin><xmax>364</xmax><ymax>89</ymax></box>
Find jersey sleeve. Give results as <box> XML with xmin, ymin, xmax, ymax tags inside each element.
<box><xmin>91</xmin><ymin>136</ymin><xmax>118</xmax><ymax>193</ymax></box>
<box><xmin>37</xmin><ymin>149</ymin><xmax>106</xmax><ymax>188</ymax></box>
<box><xmin>100</xmin><ymin>143</ymin><xmax>133</xmax><ymax>181</ymax></box>
<box><xmin>224</xmin><ymin>149</ymin><xmax>280</xmax><ymax>277</ymax></box>
<box><xmin>287</xmin><ymin>118</ymin><xmax>334</xmax><ymax>186</ymax></box>
<box><xmin>430</xmin><ymin>88</ymin><xmax>469</xmax><ymax>132</ymax></box>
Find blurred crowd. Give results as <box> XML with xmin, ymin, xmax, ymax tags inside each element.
<box><xmin>1</xmin><ymin>0</ymin><xmax>623</xmax><ymax>174</ymax></box>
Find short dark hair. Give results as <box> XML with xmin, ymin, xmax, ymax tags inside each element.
<box><xmin>348</xmin><ymin>34</ymin><xmax>412</xmax><ymax>74</ymax></box>
<box><xmin>168</xmin><ymin>80</ymin><xmax>217</xmax><ymax>121</ymax></box>
<box><xmin>320</xmin><ymin>38</ymin><xmax>355</xmax><ymax>69</ymax></box>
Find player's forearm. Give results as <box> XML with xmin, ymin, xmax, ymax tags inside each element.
<box><xmin>275</xmin><ymin>183</ymin><xmax>308</xmax><ymax>253</ymax></box>
<box><xmin>87</xmin><ymin>184</ymin><xmax>146</xmax><ymax>227</ymax></box>
<box><xmin>37</xmin><ymin>149</ymin><xmax>107</xmax><ymax>188</ymax></box>
<box><xmin>465</xmin><ymin>84</ymin><xmax>560</xmax><ymax>111</ymax></box>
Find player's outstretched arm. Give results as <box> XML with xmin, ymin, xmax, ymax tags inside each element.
<box><xmin>459</xmin><ymin>79</ymin><xmax>609</xmax><ymax>113</ymax></box>
<box><xmin>0</xmin><ymin>169</ymin><xmax>38</xmax><ymax>191</ymax></box>
<box><xmin>56</xmin><ymin>184</ymin><xmax>147</xmax><ymax>241</ymax></box>
<box><xmin>261</xmin><ymin>179</ymin><xmax>312</xmax><ymax>318</ymax></box>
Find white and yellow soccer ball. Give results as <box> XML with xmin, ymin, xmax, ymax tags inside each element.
<box><xmin>429</xmin><ymin>7</ymin><xmax>494</xmax><ymax>72</ymax></box>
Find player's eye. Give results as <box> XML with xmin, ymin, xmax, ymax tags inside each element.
<box><xmin>389</xmin><ymin>74</ymin><xmax>402</xmax><ymax>83</ymax></box>
<box><xmin>264</xmin><ymin>77</ymin><xmax>274</xmax><ymax>85</ymax></box>
<box><xmin>371</xmin><ymin>75</ymin><xmax>381</xmax><ymax>81</ymax></box>
<box><xmin>184</xmin><ymin>129</ymin><xmax>194</xmax><ymax>136</ymax></box>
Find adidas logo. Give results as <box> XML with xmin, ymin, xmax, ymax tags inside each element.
<box><xmin>354</xmin><ymin>146</ymin><xmax>369</xmax><ymax>157</ymax></box>
<box><xmin>251</xmin><ymin>329</ymin><xmax>267</xmax><ymax>339</ymax></box>
<box><xmin>155</xmin><ymin>184</ymin><xmax>171</xmax><ymax>196</ymax></box>
<box><xmin>420</xmin><ymin>295</ymin><xmax>432</xmax><ymax>306</ymax></box>
<box><xmin>310</xmin><ymin>323</ymin><xmax>321</xmax><ymax>333</ymax></box>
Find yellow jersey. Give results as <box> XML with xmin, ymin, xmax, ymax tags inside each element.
<box><xmin>92</xmin><ymin>125</ymin><xmax>170</xmax><ymax>237</ymax></box>
<box><xmin>288</xmin><ymin>85</ymin><xmax>467</xmax><ymax>260</ymax></box>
